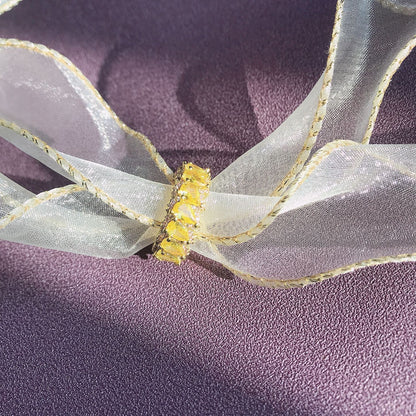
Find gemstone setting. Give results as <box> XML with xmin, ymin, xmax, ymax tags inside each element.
<box><xmin>153</xmin><ymin>162</ymin><xmax>211</xmax><ymax>265</ymax></box>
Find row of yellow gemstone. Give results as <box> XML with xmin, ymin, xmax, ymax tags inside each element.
<box><xmin>153</xmin><ymin>162</ymin><xmax>210</xmax><ymax>264</ymax></box>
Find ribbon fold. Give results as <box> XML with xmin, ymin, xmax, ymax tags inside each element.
<box><xmin>0</xmin><ymin>0</ymin><xmax>415</xmax><ymax>288</ymax></box>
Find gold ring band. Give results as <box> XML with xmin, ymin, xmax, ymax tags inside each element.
<box><xmin>153</xmin><ymin>162</ymin><xmax>211</xmax><ymax>264</ymax></box>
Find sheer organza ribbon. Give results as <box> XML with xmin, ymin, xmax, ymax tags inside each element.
<box><xmin>0</xmin><ymin>0</ymin><xmax>415</xmax><ymax>288</ymax></box>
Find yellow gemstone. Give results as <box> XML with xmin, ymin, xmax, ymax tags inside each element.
<box><xmin>160</xmin><ymin>239</ymin><xmax>187</xmax><ymax>258</ymax></box>
<box><xmin>154</xmin><ymin>249</ymin><xmax>181</xmax><ymax>265</ymax></box>
<box><xmin>178</xmin><ymin>182</ymin><xmax>209</xmax><ymax>206</ymax></box>
<box><xmin>182</xmin><ymin>163</ymin><xmax>210</xmax><ymax>185</ymax></box>
<box><xmin>166</xmin><ymin>220</ymin><xmax>191</xmax><ymax>242</ymax></box>
<box><xmin>172</xmin><ymin>201</ymin><xmax>197</xmax><ymax>224</ymax></box>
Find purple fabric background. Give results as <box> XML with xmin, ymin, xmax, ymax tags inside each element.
<box><xmin>0</xmin><ymin>1</ymin><xmax>415</xmax><ymax>414</ymax></box>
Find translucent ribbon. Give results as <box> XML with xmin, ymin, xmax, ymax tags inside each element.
<box><xmin>0</xmin><ymin>0</ymin><xmax>415</xmax><ymax>288</ymax></box>
<box><xmin>0</xmin><ymin>0</ymin><xmax>22</xmax><ymax>15</ymax></box>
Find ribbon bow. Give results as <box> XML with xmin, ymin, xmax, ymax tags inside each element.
<box><xmin>0</xmin><ymin>0</ymin><xmax>415</xmax><ymax>288</ymax></box>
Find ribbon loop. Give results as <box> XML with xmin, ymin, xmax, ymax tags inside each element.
<box><xmin>0</xmin><ymin>0</ymin><xmax>415</xmax><ymax>287</ymax></box>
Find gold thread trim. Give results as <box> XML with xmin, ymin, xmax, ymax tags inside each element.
<box><xmin>0</xmin><ymin>6</ymin><xmax>413</xmax><ymax>287</ymax></box>
<box><xmin>362</xmin><ymin>35</ymin><xmax>416</xmax><ymax>144</ymax></box>
<box><xmin>197</xmin><ymin>2</ymin><xmax>415</xmax><ymax>245</ymax></box>
<box><xmin>269</xmin><ymin>0</ymin><xmax>345</xmax><ymax>197</ymax></box>
<box><xmin>199</xmin><ymin>139</ymin><xmax>416</xmax><ymax>245</ymax></box>
<box><xmin>198</xmin><ymin>139</ymin><xmax>357</xmax><ymax>245</ymax></box>
<box><xmin>0</xmin><ymin>119</ymin><xmax>160</xmax><ymax>227</ymax></box>
<box><xmin>201</xmin><ymin>232</ymin><xmax>416</xmax><ymax>288</ymax></box>
<box><xmin>191</xmin><ymin>0</ymin><xmax>346</xmax><ymax>246</ymax></box>
<box><xmin>0</xmin><ymin>184</ymin><xmax>83</xmax><ymax>230</ymax></box>
<box><xmin>224</xmin><ymin>253</ymin><xmax>416</xmax><ymax>289</ymax></box>
<box><xmin>0</xmin><ymin>38</ymin><xmax>174</xmax><ymax>183</ymax></box>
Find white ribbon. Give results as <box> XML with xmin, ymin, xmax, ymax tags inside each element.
<box><xmin>0</xmin><ymin>0</ymin><xmax>415</xmax><ymax>287</ymax></box>
<box><xmin>0</xmin><ymin>0</ymin><xmax>22</xmax><ymax>14</ymax></box>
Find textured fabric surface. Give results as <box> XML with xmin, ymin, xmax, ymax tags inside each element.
<box><xmin>0</xmin><ymin>1</ymin><xmax>415</xmax><ymax>415</ymax></box>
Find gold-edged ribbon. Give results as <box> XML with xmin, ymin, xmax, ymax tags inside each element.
<box><xmin>0</xmin><ymin>0</ymin><xmax>415</xmax><ymax>288</ymax></box>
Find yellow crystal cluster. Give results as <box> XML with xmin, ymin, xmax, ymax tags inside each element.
<box><xmin>153</xmin><ymin>162</ymin><xmax>211</xmax><ymax>264</ymax></box>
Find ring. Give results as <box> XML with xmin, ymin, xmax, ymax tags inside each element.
<box><xmin>153</xmin><ymin>162</ymin><xmax>211</xmax><ymax>264</ymax></box>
